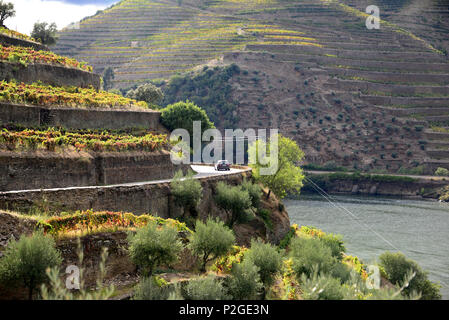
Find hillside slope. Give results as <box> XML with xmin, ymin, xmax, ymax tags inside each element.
<box><xmin>53</xmin><ymin>0</ymin><xmax>449</xmax><ymax>174</ymax></box>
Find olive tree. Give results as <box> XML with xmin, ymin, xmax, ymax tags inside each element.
<box><xmin>379</xmin><ymin>252</ymin><xmax>441</xmax><ymax>300</ymax></box>
<box><xmin>214</xmin><ymin>181</ymin><xmax>252</xmax><ymax>228</ymax></box>
<box><xmin>31</xmin><ymin>22</ymin><xmax>57</xmax><ymax>45</ymax></box>
<box><xmin>188</xmin><ymin>218</ymin><xmax>235</xmax><ymax>272</ymax></box>
<box><xmin>241</xmin><ymin>178</ymin><xmax>262</xmax><ymax>208</ymax></box>
<box><xmin>170</xmin><ymin>170</ymin><xmax>203</xmax><ymax>219</ymax></box>
<box><xmin>0</xmin><ymin>231</ymin><xmax>62</xmax><ymax>300</ymax></box>
<box><xmin>127</xmin><ymin>222</ymin><xmax>183</xmax><ymax>277</ymax></box>
<box><xmin>226</xmin><ymin>259</ymin><xmax>263</xmax><ymax>300</ymax></box>
<box><xmin>244</xmin><ymin>239</ymin><xmax>282</xmax><ymax>299</ymax></box>
<box><xmin>126</xmin><ymin>83</ymin><xmax>164</xmax><ymax>107</ymax></box>
<box><xmin>0</xmin><ymin>1</ymin><xmax>15</xmax><ymax>28</ymax></box>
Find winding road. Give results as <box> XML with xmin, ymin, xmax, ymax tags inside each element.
<box><xmin>0</xmin><ymin>164</ymin><xmax>249</xmax><ymax>195</ymax></box>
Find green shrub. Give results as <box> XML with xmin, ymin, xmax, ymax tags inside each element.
<box><xmin>300</xmin><ymin>273</ymin><xmax>345</xmax><ymax>300</ymax></box>
<box><xmin>31</xmin><ymin>22</ymin><xmax>57</xmax><ymax>45</ymax></box>
<box><xmin>289</xmin><ymin>237</ymin><xmax>337</xmax><ymax>278</ymax></box>
<box><xmin>160</xmin><ymin>100</ymin><xmax>214</xmax><ymax>137</ymax></box>
<box><xmin>127</xmin><ymin>222</ymin><xmax>183</xmax><ymax>276</ymax></box>
<box><xmin>0</xmin><ymin>231</ymin><xmax>62</xmax><ymax>300</ymax></box>
<box><xmin>133</xmin><ymin>277</ymin><xmax>172</xmax><ymax>300</ymax></box>
<box><xmin>188</xmin><ymin>218</ymin><xmax>235</xmax><ymax>272</ymax></box>
<box><xmin>301</xmin><ymin>268</ymin><xmax>418</xmax><ymax>300</ymax></box>
<box><xmin>170</xmin><ymin>170</ymin><xmax>203</xmax><ymax>219</ymax></box>
<box><xmin>300</xmin><ymin>226</ymin><xmax>346</xmax><ymax>260</ymax></box>
<box><xmin>379</xmin><ymin>252</ymin><xmax>441</xmax><ymax>300</ymax></box>
<box><xmin>279</xmin><ymin>226</ymin><xmax>296</xmax><ymax>249</ymax></box>
<box><xmin>241</xmin><ymin>179</ymin><xmax>262</xmax><ymax>208</ymax></box>
<box><xmin>244</xmin><ymin>239</ymin><xmax>282</xmax><ymax>298</ymax></box>
<box><xmin>226</xmin><ymin>259</ymin><xmax>263</xmax><ymax>300</ymax></box>
<box><xmin>249</xmin><ymin>134</ymin><xmax>305</xmax><ymax>200</ymax></box>
<box><xmin>329</xmin><ymin>262</ymin><xmax>352</xmax><ymax>284</ymax></box>
<box><xmin>126</xmin><ymin>83</ymin><xmax>164</xmax><ymax>107</ymax></box>
<box><xmin>322</xmin><ymin>236</ymin><xmax>345</xmax><ymax>259</ymax></box>
<box><xmin>257</xmin><ymin>209</ymin><xmax>273</xmax><ymax>230</ymax></box>
<box><xmin>215</xmin><ymin>181</ymin><xmax>252</xmax><ymax>227</ymax></box>
<box><xmin>184</xmin><ymin>275</ymin><xmax>229</xmax><ymax>300</ymax></box>
<box><xmin>435</xmin><ymin>167</ymin><xmax>449</xmax><ymax>176</ymax></box>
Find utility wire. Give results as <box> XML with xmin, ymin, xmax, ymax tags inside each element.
<box><xmin>305</xmin><ymin>176</ymin><xmax>449</xmax><ymax>289</ymax></box>
<box><xmin>304</xmin><ymin>176</ymin><xmax>400</xmax><ymax>251</ymax></box>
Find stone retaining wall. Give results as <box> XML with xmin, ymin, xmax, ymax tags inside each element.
<box><xmin>0</xmin><ymin>61</ymin><xmax>101</xmax><ymax>89</ymax></box>
<box><xmin>0</xmin><ymin>150</ymin><xmax>185</xmax><ymax>191</ymax></box>
<box><xmin>0</xmin><ymin>102</ymin><xmax>164</xmax><ymax>131</ymax></box>
<box><xmin>0</xmin><ymin>168</ymin><xmax>251</xmax><ymax>215</ymax></box>
<box><xmin>0</xmin><ymin>34</ymin><xmax>48</xmax><ymax>51</ymax></box>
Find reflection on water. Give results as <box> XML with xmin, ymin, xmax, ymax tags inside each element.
<box><xmin>284</xmin><ymin>194</ymin><xmax>449</xmax><ymax>299</ymax></box>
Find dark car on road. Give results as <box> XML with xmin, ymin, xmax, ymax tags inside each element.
<box><xmin>214</xmin><ymin>160</ymin><xmax>231</xmax><ymax>171</ymax></box>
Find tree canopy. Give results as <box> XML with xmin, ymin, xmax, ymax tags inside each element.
<box><xmin>161</xmin><ymin>100</ymin><xmax>214</xmax><ymax>136</ymax></box>
<box><xmin>126</xmin><ymin>83</ymin><xmax>164</xmax><ymax>107</ymax></box>
<box><xmin>0</xmin><ymin>1</ymin><xmax>15</xmax><ymax>28</ymax></box>
<box><xmin>249</xmin><ymin>134</ymin><xmax>305</xmax><ymax>199</ymax></box>
<box><xmin>170</xmin><ymin>170</ymin><xmax>203</xmax><ymax>220</ymax></box>
<box><xmin>31</xmin><ymin>22</ymin><xmax>57</xmax><ymax>45</ymax></box>
<box><xmin>188</xmin><ymin>218</ymin><xmax>235</xmax><ymax>272</ymax></box>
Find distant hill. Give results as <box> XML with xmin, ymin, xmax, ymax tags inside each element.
<box><xmin>53</xmin><ymin>0</ymin><xmax>449</xmax><ymax>174</ymax></box>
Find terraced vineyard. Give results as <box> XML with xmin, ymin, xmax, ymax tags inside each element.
<box><xmin>53</xmin><ymin>0</ymin><xmax>323</xmax><ymax>86</ymax></box>
<box><xmin>54</xmin><ymin>0</ymin><xmax>449</xmax><ymax>173</ymax></box>
<box><xmin>0</xmin><ymin>127</ymin><xmax>167</xmax><ymax>153</ymax></box>
<box><xmin>0</xmin><ymin>81</ymin><xmax>148</xmax><ymax>110</ymax></box>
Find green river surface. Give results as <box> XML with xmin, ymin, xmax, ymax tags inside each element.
<box><xmin>284</xmin><ymin>194</ymin><xmax>449</xmax><ymax>299</ymax></box>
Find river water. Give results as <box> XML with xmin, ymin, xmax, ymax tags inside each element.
<box><xmin>284</xmin><ymin>194</ymin><xmax>449</xmax><ymax>299</ymax></box>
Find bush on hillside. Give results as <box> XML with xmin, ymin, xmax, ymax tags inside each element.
<box><xmin>126</xmin><ymin>83</ymin><xmax>164</xmax><ymax>107</ymax></box>
<box><xmin>127</xmin><ymin>222</ymin><xmax>183</xmax><ymax>276</ymax></box>
<box><xmin>133</xmin><ymin>277</ymin><xmax>172</xmax><ymax>300</ymax></box>
<box><xmin>300</xmin><ymin>226</ymin><xmax>346</xmax><ymax>260</ymax></box>
<box><xmin>0</xmin><ymin>231</ymin><xmax>62</xmax><ymax>300</ymax></box>
<box><xmin>300</xmin><ymin>272</ymin><xmax>346</xmax><ymax>300</ymax></box>
<box><xmin>215</xmin><ymin>181</ymin><xmax>252</xmax><ymax>228</ymax></box>
<box><xmin>301</xmin><ymin>268</ymin><xmax>419</xmax><ymax>300</ymax></box>
<box><xmin>170</xmin><ymin>170</ymin><xmax>203</xmax><ymax>220</ymax></box>
<box><xmin>435</xmin><ymin>167</ymin><xmax>449</xmax><ymax>176</ymax></box>
<box><xmin>241</xmin><ymin>179</ymin><xmax>262</xmax><ymax>208</ymax></box>
<box><xmin>257</xmin><ymin>208</ymin><xmax>273</xmax><ymax>230</ymax></box>
<box><xmin>160</xmin><ymin>100</ymin><xmax>214</xmax><ymax>137</ymax></box>
<box><xmin>226</xmin><ymin>259</ymin><xmax>263</xmax><ymax>300</ymax></box>
<box><xmin>184</xmin><ymin>275</ymin><xmax>229</xmax><ymax>300</ymax></box>
<box><xmin>289</xmin><ymin>236</ymin><xmax>337</xmax><ymax>278</ymax></box>
<box><xmin>248</xmin><ymin>134</ymin><xmax>305</xmax><ymax>199</ymax></box>
<box><xmin>244</xmin><ymin>239</ymin><xmax>283</xmax><ymax>299</ymax></box>
<box><xmin>379</xmin><ymin>252</ymin><xmax>441</xmax><ymax>300</ymax></box>
<box><xmin>188</xmin><ymin>218</ymin><xmax>235</xmax><ymax>272</ymax></box>
<box><xmin>31</xmin><ymin>22</ymin><xmax>57</xmax><ymax>45</ymax></box>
